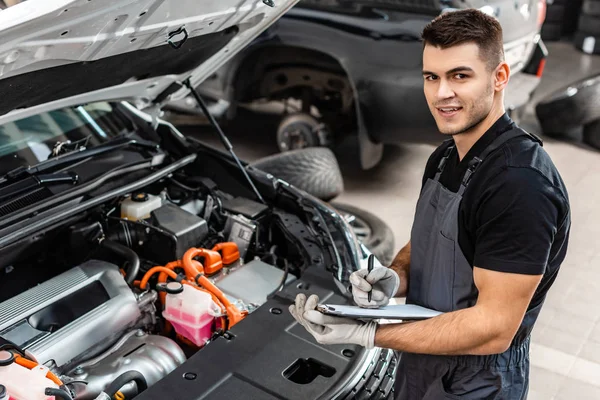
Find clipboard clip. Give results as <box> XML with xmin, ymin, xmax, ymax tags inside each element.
<box><xmin>316</xmin><ymin>304</ymin><xmax>336</xmax><ymax>314</ymax></box>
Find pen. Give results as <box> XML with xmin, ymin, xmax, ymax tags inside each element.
<box><xmin>367</xmin><ymin>253</ymin><xmax>374</xmax><ymax>303</ymax></box>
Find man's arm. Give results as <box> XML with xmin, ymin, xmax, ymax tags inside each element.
<box><xmin>388</xmin><ymin>241</ymin><xmax>410</xmax><ymax>297</ymax></box>
<box><xmin>374</xmin><ymin>266</ymin><xmax>542</xmax><ymax>355</ymax></box>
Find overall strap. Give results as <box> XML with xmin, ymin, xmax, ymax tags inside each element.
<box><xmin>434</xmin><ymin>140</ymin><xmax>455</xmax><ymax>181</ymax></box>
<box><xmin>457</xmin><ymin>128</ymin><xmax>542</xmax><ymax>195</ymax></box>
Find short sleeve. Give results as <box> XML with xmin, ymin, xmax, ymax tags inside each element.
<box><xmin>472</xmin><ymin>167</ymin><xmax>565</xmax><ymax>275</ymax></box>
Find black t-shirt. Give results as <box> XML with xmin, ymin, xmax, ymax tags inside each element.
<box><xmin>421</xmin><ymin>114</ymin><xmax>571</xmax><ymax>306</ymax></box>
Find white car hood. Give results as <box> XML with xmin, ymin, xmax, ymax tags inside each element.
<box><xmin>0</xmin><ymin>0</ymin><xmax>297</xmax><ymax>125</ymax></box>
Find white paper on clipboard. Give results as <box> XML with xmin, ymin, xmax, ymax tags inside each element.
<box><xmin>316</xmin><ymin>304</ymin><xmax>443</xmax><ymax>320</ymax></box>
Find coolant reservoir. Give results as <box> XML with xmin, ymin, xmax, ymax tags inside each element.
<box><xmin>162</xmin><ymin>283</ymin><xmax>220</xmax><ymax>347</ymax></box>
<box><xmin>0</xmin><ymin>353</ymin><xmax>58</xmax><ymax>400</ymax></box>
<box><xmin>120</xmin><ymin>192</ymin><xmax>162</xmax><ymax>221</ymax></box>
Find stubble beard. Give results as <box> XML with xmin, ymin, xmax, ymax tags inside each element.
<box><xmin>440</xmin><ymin>109</ymin><xmax>489</xmax><ymax>136</ymax></box>
<box><xmin>437</xmin><ymin>85</ymin><xmax>495</xmax><ymax>136</ymax></box>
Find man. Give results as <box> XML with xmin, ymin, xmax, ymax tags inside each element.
<box><xmin>289</xmin><ymin>8</ymin><xmax>571</xmax><ymax>399</ymax></box>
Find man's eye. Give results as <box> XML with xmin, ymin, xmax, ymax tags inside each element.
<box><xmin>455</xmin><ymin>74</ymin><xmax>468</xmax><ymax>79</ymax></box>
<box><xmin>425</xmin><ymin>75</ymin><xmax>438</xmax><ymax>81</ymax></box>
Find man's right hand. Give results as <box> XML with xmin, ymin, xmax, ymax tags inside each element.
<box><xmin>350</xmin><ymin>267</ymin><xmax>400</xmax><ymax>308</ymax></box>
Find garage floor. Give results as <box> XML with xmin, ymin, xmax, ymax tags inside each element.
<box><xmin>181</xmin><ymin>40</ymin><xmax>600</xmax><ymax>399</ymax></box>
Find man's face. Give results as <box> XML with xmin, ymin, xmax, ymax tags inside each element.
<box><xmin>422</xmin><ymin>42</ymin><xmax>496</xmax><ymax>136</ymax></box>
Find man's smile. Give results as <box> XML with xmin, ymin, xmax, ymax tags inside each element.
<box><xmin>436</xmin><ymin>106</ymin><xmax>463</xmax><ymax>118</ymax></box>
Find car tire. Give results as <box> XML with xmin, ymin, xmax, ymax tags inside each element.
<box><xmin>330</xmin><ymin>202</ymin><xmax>396</xmax><ymax>266</ymax></box>
<box><xmin>583</xmin><ymin>0</ymin><xmax>600</xmax><ymax>17</ymax></box>
<box><xmin>574</xmin><ymin>31</ymin><xmax>600</xmax><ymax>54</ymax></box>
<box><xmin>276</xmin><ymin>113</ymin><xmax>331</xmax><ymax>152</ymax></box>
<box><xmin>583</xmin><ymin>119</ymin><xmax>600</xmax><ymax>150</ymax></box>
<box><xmin>563</xmin><ymin>0</ymin><xmax>584</xmax><ymax>34</ymax></box>
<box><xmin>249</xmin><ymin>147</ymin><xmax>344</xmax><ymax>201</ymax></box>
<box><xmin>578</xmin><ymin>14</ymin><xmax>600</xmax><ymax>35</ymax></box>
<box><xmin>541</xmin><ymin>23</ymin><xmax>563</xmax><ymax>41</ymax></box>
<box><xmin>535</xmin><ymin>73</ymin><xmax>600</xmax><ymax>137</ymax></box>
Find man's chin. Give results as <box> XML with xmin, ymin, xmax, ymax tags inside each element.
<box><xmin>439</xmin><ymin>129</ymin><xmax>458</xmax><ymax>136</ymax></box>
<box><xmin>436</xmin><ymin>124</ymin><xmax>464</xmax><ymax>136</ymax></box>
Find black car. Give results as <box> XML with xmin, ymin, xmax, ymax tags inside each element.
<box><xmin>169</xmin><ymin>0</ymin><xmax>549</xmax><ymax>169</ymax></box>
<box><xmin>0</xmin><ymin>0</ymin><xmax>396</xmax><ymax>399</ymax></box>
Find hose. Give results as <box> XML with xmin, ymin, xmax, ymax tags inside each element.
<box><xmin>44</xmin><ymin>388</ymin><xmax>73</xmax><ymax>400</ymax></box>
<box><xmin>267</xmin><ymin>259</ymin><xmax>289</xmax><ymax>300</ymax></box>
<box><xmin>138</xmin><ymin>266</ymin><xmax>181</xmax><ymax>290</ymax></box>
<box><xmin>14</xmin><ymin>355</ymin><xmax>63</xmax><ymax>386</ymax></box>
<box><xmin>101</xmin><ymin>239</ymin><xmax>141</xmax><ymax>285</ymax></box>
<box><xmin>169</xmin><ymin>177</ymin><xmax>201</xmax><ymax>192</ymax></box>
<box><xmin>182</xmin><ymin>248</ymin><xmax>246</xmax><ymax>328</ymax></box>
<box><xmin>155</xmin><ymin>261</ymin><xmax>224</xmax><ymax>310</ymax></box>
<box><xmin>137</xmin><ymin>264</ymin><xmax>227</xmax><ymax>316</ymax></box>
<box><xmin>156</xmin><ymin>261</ymin><xmax>186</xmax><ymax>303</ymax></box>
<box><xmin>104</xmin><ymin>371</ymin><xmax>148</xmax><ymax>398</ymax></box>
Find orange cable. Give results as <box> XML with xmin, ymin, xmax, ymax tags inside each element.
<box><xmin>14</xmin><ymin>355</ymin><xmax>63</xmax><ymax>386</ymax></box>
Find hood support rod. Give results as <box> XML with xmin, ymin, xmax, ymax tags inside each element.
<box><xmin>183</xmin><ymin>78</ymin><xmax>266</xmax><ymax>204</ymax></box>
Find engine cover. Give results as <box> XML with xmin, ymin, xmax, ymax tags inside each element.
<box><xmin>0</xmin><ymin>260</ymin><xmax>141</xmax><ymax>367</ymax></box>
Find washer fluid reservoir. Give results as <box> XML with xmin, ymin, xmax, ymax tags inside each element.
<box><xmin>121</xmin><ymin>192</ymin><xmax>162</xmax><ymax>221</ymax></box>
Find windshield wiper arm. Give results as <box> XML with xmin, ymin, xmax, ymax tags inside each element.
<box><xmin>0</xmin><ymin>171</ymin><xmax>78</xmax><ymax>203</ymax></box>
<box><xmin>3</xmin><ymin>137</ymin><xmax>159</xmax><ymax>181</ymax></box>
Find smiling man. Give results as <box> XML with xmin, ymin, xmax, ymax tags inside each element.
<box><xmin>289</xmin><ymin>9</ymin><xmax>571</xmax><ymax>399</ymax></box>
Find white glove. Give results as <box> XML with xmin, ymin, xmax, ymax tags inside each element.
<box><xmin>289</xmin><ymin>294</ymin><xmax>378</xmax><ymax>349</ymax></box>
<box><xmin>350</xmin><ymin>267</ymin><xmax>400</xmax><ymax>308</ymax></box>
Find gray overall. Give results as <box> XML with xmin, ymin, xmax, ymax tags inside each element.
<box><xmin>395</xmin><ymin>128</ymin><xmax>541</xmax><ymax>400</ymax></box>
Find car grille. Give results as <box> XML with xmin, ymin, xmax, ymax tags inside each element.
<box><xmin>345</xmin><ymin>349</ymin><xmax>400</xmax><ymax>399</ymax></box>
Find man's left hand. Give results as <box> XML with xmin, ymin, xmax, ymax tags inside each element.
<box><xmin>289</xmin><ymin>293</ymin><xmax>378</xmax><ymax>349</ymax></box>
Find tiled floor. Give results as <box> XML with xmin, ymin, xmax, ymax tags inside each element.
<box><xmin>184</xmin><ymin>40</ymin><xmax>600</xmax><ymax>399</ymax></box>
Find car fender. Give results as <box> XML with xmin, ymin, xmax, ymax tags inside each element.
<box><xmin>208</xmin><ymin>18</ymin><xmax>388</xmax><ymax>169</ymax></box>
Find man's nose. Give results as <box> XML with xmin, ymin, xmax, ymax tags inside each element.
<box><xmin>436</xmin><ymin>79</ymin><xmax>455</xmax><ymax>100</ymax></box>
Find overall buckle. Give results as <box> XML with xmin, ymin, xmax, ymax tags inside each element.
<box><xmin>437</xmin><ymin>146</ymin><xmax>455</xmax><ymax>172</ymax></box>
<box><xmin>462</xmin><ymin>157</ymin><xmax>482</xmax><ymax>187</ymax></box>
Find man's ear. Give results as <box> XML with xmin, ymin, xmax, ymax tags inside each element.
<box><xmin>494</xmin><ymin>61</ymin><xmax>510</xmax><ymax>92</ymax></box>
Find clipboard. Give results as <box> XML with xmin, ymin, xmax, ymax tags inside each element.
<box><xmin>316</xmin><ymin>304</ymin><xmax>443</xmax><ymax>320</ymax></box>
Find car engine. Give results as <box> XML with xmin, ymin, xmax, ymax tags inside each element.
<box><xmin>0</xmin><ymin>175</ymin><xmax>310</xmax><ymax>400</ymax></box>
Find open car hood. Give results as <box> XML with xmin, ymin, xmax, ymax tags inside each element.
<box><xmin>0</xmin><ymin>0</ymin><xmax>297</xmax><ymax>125</ymax></box>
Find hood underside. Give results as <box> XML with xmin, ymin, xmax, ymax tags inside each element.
<box><xmin>0</xmin><ymin>0</ymin><xmax>298</xmax><ymax>125</ymax></box>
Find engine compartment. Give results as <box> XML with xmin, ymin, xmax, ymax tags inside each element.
<box><xmin>0</xmin><ymin>169</ymin><xmax>331</xmax><ymax>400</ymax></box>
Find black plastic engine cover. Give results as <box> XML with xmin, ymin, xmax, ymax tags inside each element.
<box><xmin>149</xmin><ymin>203</ymin><xmax>209</xmax><ymax>261</ymax></box>
<box><xmin>137</xmin><ymin>267</ymin><xmax>369</xmax><ymax>400</ymax></box>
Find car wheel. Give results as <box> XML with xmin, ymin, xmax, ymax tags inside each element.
<box><xmin>545</xmin><ymin>4</ymin><xmax>565</xmax><ymax>23</ymax></box>
<box><xmin>578</xmin><ymin>14</ymin><xmax>600</xmax><ymax>36</ymax></box>
<box><xmin>276</xmin><ymin>113</ymin><xmax>331</xmax><ymax>152</ymax></box>
<box><xmin>535</xmin><ymin>73</ymin><xmax>600</xmax><ymax>137</ymax></box>
<box><xmin>541</xmin><ymin>23</ymin><xmax>563</xmax><ymax>41</ymax></box>
<box><xmin>249</xmin><ymin>147</ymin><xmax>344</xmax><ymax>201</ymax></box>
<box><xmin>574</xmin><ymin>31</ymin><xmax>600</xmax><ymax>54</ymax></box>
<box><xmin>583</xmin><ymin>119</ymin><xmax>600</xmax><ymax>150</ymax></box>
<box><xmin>563</xmin><ymin>0</ymin><xmax>584</xmax><ymax>35</ymax></box>
<box><xmin>330</xmin><ymin>202</ymin><xmax>395</xmax><ymax>266</ymax></box>
<box><xmin>574</xmin><ymin>32</ymin><xmax>600</xmax><ymax>54</ymax></box>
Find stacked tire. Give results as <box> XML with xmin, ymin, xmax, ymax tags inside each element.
<box><xmin>535</xmin><ymin>73</ymin><xmax>600</xmax><ymax>150</ymax></box>
<box><xmin>542</xmin><ymin>0</ymin><xmax>567</xmax><ymax>41</ymax></box>
<box><xmin>542</xmin><ymin>0</ymin><xmax>582</xmax><ymax>42</ymax></box>
<box><xmin>575</xmin><ymin>0</ymin><xmax>600</xmax><ymax>55</ymax></box>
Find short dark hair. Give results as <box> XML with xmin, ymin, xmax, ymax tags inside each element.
<box><xmin>421</xmin><ymin>9</ymin><xmax>504</xmax><ymax>71</ymax></box>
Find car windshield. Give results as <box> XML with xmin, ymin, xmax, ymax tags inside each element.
<box><xmin>0</xmin><ymin>102</ymin><xmax>134</xmax><ymax>175</ymax></box>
